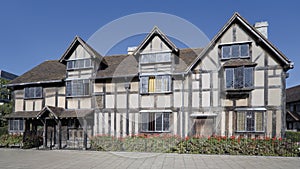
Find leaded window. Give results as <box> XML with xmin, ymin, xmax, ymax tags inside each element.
<box><xmin>67</xmin><ymin>59</ymin><xmax>92</xmax><ymax>70</ymax></box>
<box><xmin>221</xmin><ymin>43</ymin><xmax>250</xmax><ymax>59</ymax></box>
<box><xmin>9</xmin><ymin>119</ymin><xmax>24</xmax><ymax>132</ymax></box>
<box><xmin>140</xmin><ymin>52</ymin><xmax>171</xmax><ymax>63</ymax></box>
<box><xmin>141</xmin><ymin>112</ymin><xmax>170</xmax><ymax>132</ymax></box>
<box><xmin>66</xmin><ymin>79</ymin><xmax>90</xmax><ymax>96</ymax></box>
<box><xmin>236</xmin><ymin>111</ymin><xmax>264</xmax><ymax>132</ymax></box>
<box><xmin>140</xmin><ymin>75</ymin><xmax>171</xmax><ymax>94</ymax></box>
<box><xmin>225</xmin><ymin>67</ymin><xmax>254</xmax><ymax>89</ymax></box>
<box><xmin>24</xmin><ymin>87</ymin><xmax>42</xmax><ymax>99</ymax></box>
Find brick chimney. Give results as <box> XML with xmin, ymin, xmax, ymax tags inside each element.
<box><xmin>254</xmin><ymin>21</ymin><xmax>268</xmax><ymax>38</ymax></box>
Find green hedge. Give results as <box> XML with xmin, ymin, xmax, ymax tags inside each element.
<box><xmin>91</xmin><ymin>134</ymin><xmax>180</xmax><ymax>152</ymax></box>
<box><xmin>286</xmin><ymin>131</ymin><xmax>300</xmax><ymax>143</ymax></box>
<box><xmin>0</xmin><ymin>126</ymin><xmax>8</xmax><ymax>137</ymax></box>
<box><xmin>90</xmin><ymin>135</ymin><xmax>300</xmax><ymax>157</ymax></box>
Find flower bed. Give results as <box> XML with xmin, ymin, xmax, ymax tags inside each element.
<box><xmin>90</xmin><ymin>135</ymin><xmax>300</xmax><ymax>157</ymax></box>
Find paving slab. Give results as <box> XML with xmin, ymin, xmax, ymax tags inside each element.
<box><xmin>0</xmin><ymin>149</ymin><xmax>299</xmax><ymax>169</ymax></box>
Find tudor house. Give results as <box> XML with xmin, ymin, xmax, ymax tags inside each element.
<box><xmin>6</xmin><ymin>13</ymin><xmax>293</xmax><ymax>149</ymax></box>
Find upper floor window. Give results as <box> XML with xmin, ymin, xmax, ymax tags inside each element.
<box><xmin>66</xmin><ymin>79</ymin><xmax>90</xmax><ymax>97</ymax></box>
<box><xmin>140</xmin><ymin>52</ymin><xmax>171</xmax><ymax>64</ymax></box>
<box><xmin>67</xmin><ymin>59</ymin><xmax>92</xmax><ymax>70</ymax></box>
<box><xmin>221</xmin><ymin>43</ymin><xmax>250</xmax><ymax>59</ymax></box>
<box><xmin>24</xmin><ymin>87</ymin><xmax>42</xmax><ymax>99</ymax></box>
<box><xmin>236</xmin><ymin>111</ymin><xmax>264</xmax><ymax>132</ymax></box>
<box><xmin>141</xmin><ymin>112</ymin><xmax>170</xmax><ymax>132</ymax></box>
<box><xmin>140</xmin><ymin>75</ymin><xmax>171</xmax><ymax>94</ymax></box>
<box><xmin>225</xmin><ymin>66</ymin><xmax>253</xmax><ymax>89</ymax></box>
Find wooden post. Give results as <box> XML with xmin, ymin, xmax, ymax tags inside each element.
<box><xmin>43</xmin><ymin>119</ymin><xmax>47</xmax><ymax>148</ymax></box>
<box><xmin>83</xmin><ymin>118</ymin><xmax>87</xmax><ymax>150</ymax></box>
<box><xmin>58</xmin><ymin>120</ymin><xmax>62</xmax><ymax>149</ymax></box>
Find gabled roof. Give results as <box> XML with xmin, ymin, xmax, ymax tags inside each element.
<box><xmin>186</xmin><ymin>12</ymin><xmax>293</xmax><ymax>73</ymax></box>
<box><xmin>95</xmin><ymin>48</ymin><xmax>203</xmax><ymax>79</ymax></box>
<box><xmin>133</xmin><ymin>26</ymin><xmax>178</xmax><ymax>55</ymax></box>
<box><xmin>8</xmin><ymin>60</ymin><xmax>66</xmax><ymax>87</ymax></box>
<box><xmin>59</xmin><ymin>36</ymin><xmax>102</xmax><ymax>63</ymax></box>
<box><xmin>36</xmin><ymin>105</ymin><xmax>64</xmax><ymax>120</ymax></box>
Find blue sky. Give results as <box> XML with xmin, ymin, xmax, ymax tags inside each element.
<box><xmin>0</xmin><ymin>0</ymin><xmax>299</xmax><ymax>87</ymax></box>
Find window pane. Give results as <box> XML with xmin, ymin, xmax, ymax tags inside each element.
<box><xmin>162</xmin><ymin>76</ymin><xmax>170</xmax><ymax>92</ymax></box>
<box><xmin>78</xmin><ymin>60</ymin><xmax>84</xmax><ymax>68</ymax></box>
<box><xmin>148</xmin><ymin>113</ymin><xmax>155</xmax><ymax>131</ymax></box>
<box><xmin>141</xmin><ymin>113</ymin><xmax>148</xmax><ymax>131</ymax></box>
<box><xmin>148</xmin><ymin>77</ymin><xmax>155</xmax><ymax>93</ymax></box>
<box><xmin>240</xmin><ymin>44</ymin><xmax>249</xmax><ymax>57</ymax></box>
<box><xmin>25</xmin><ymin>88</ymin><xmax>30</xmax><ymax>98</ymax></box>
<box><xmin>66</xmin><ymin>81</ymin><xmax>72</xmax><ymax>96</ymax></box>
<box><xmin>140</xmin><ymin>76</ymin><xmax>149</xmax><ymax>93</ymax></box>
<box><xmin>237</xmin><ymin>112</ymin><xmax>245</xmax><ymax>131</ymax></box>
<box><xmin>85</xmin><ymin>59</ymin><xmax>91</xmax><ymax>67</ymax></box>
<box><xmin>232</xmin><ymin>44</ymin><xmax>240</xmax><ymax>58</ymax></box>
<box><xmin>244</xmin><ymin>67</ymin><xmax>253</xmax><ymax>88</ymax></box>
<box><xmin>222</xmin><ymin>46</ymin><xmax>231</xmax><ymax>59</ymax></box>
<box><xmin>83</xmin><ymin>80</ymin><xmax>90</xmax><ymax>95</ymax></box>
<box><xmin>35</xmin><ymin>87</ymin><xmax>42</xmax><ymax>98</ymax></box>
<box><xmin>156</xmin><ymin>53</ymin><xmax>164</xmax><ymax>62</ymax></box>
<box><xmin>246</xmin><ymin>112</ymin><xmax>255</xmax><ymax>131</ymax></box>
<box><xmin>234</xmin><ymin>67</ymin><xmax>244</xmax><ymax>88</ymax></box>
<box><xmin>67</xmin><ymin>61</ymin><xmax>73</xmax><ymax>69</ymax></box>
<box><xmin>155</xmin><ymin>113</ymin><xmax>162</xmax><ymax>131</ymax></box>
<box><xmin>255</xmin><ymin>112</ymin><xmax>264</xmax><ymax>131</ymax></box>
<box><xmin>163</xmin><ymin>113</ymin><xmax>169</xmax><ymax>131</ymax></box>
<box><xmin>155</xmin><ymin>76</ymin><xmax>162</xmax><ymax>92</ymax></box>
<box><xmin>19</xmin><ymin>120</ymin><xmax>24</xmax><ymax>131</ymax></box>
<box><xmin>225</xmin><ymin>69</ymin><xmax>234</xmax><ymax>88</ymax></box>
<box><xmin>13</xmin><ymin>120</ymin><xmax>18</xmax><ymax>131</ymax></box>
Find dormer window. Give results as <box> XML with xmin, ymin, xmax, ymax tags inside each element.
<box><xmin>67</xmin><ymin>59</ymin><xmax>92</xmax><ymax>70</ymax></box>
<box><xmin>140</xmin><ymin>52</ymin><xmax>171</xmax><ymax>64</ymax></box>
<box><xmin>221</xmin><ymin>43</ymin><xmax>250</xmax><ymax>59</ymax></box>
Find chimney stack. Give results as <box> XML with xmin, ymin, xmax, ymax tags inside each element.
<box><xmin>127</xmin><ymin>46</ymin><xmax>137</xmax><ymax>55</ymax></box>
<box><xmin>254</xmin><ymin>21</ymin><xmax>268</xmax><ymax>38</ymax></box>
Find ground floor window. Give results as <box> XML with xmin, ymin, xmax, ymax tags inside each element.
<box><xmin>141</xmin><ymin>112</ymin><xmax>170</xmax><ymax>132</ymax></box>
<box><xmin>236</xmin><ymin>111</ymin><xmax>264</xmax><ymax>132</ymax></box>
<box><xmin>9</xmin><ymin>119</ymin><xmax>24</xmax><ymax>132</ymax></box>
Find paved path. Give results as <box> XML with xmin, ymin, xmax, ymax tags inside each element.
<box><xmin>0</xmin><ymin>149</ymin><xmax>299</xmax><ymax>169</ymax></box>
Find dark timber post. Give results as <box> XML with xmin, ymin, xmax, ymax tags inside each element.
<box><xmin>83</xmin><ymin>118</ymin><xmax>87</xmax><ymax>150</ymax></box>
<box><xmin>43</xmin><ymin>119</ymin><xmax>47</xmax><ymax>148</ymax></box>
<box><xmin>58</xmin><ymin>119</ymin><xmax>62</xmax><ymax>149</ymax></box>
<box><xmin>125</xmin><ymin>82</ymin><xmax>130</xmax><ymax>136</ymax></box>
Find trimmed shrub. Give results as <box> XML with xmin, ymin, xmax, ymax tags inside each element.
<box><xmin>0</xmin><ymin>126</ymin><xmax>8</xmax><ymax>137</ymax></box>
<box><xmin>22</xmin><ymin>132</ymin><xmax>43</xmax><ymax>149</ymax></box>
<box><xmin>0</xmin><ymin>134</ymin><xmax>22</xmax><ymax>147</ymax></box>
<box><xmin>286</xmin><ymin>131</ymin><xmax>300</xmax><ymax>143</ymax></box>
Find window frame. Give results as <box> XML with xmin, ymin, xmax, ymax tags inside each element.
<box><xmin>9</xmin><ymin>119</ymin><xmax>24</xmax><ymax>132</ymax></box>
<box><xmin>225</xmin><ymin>66</ymin><xmax>254</xmax><ymax>90</ymax></box>
<box><xmin>140</xmin><ymin>75</ymin><xmax>172</xmax><ymax>94</ymax></box>
<box><xmin>221</xmin><ymin>43</ymin><xmax>250</xmax><ymax>59</ymax></box>
<box><xmin>66</xmin><ymin>58</ymin><xmax>93</xmax><ymax>70</ymax></box>
<box><xmin>24</xmin><ymin>87</ymin><xmax>43</xmax><ymax>99</ymax></box>
<box><xmin>141</xmin><ymin>112</ymin><xmax>170</xmax><ymax>132</ymax></box>
<box><xmin>236</xmin><ymin>111</ymin><xmax>264</xmax><ymax>133</ymax></box>
<box><xmin>66</xmin><ymin>79</ymin><xmax>90</xmax><ymax>97</ymax></box>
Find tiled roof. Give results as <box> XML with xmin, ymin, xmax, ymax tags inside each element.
<box><xmin>286</xmin><ymin>85</ymin><xmax>300</xmax><ymax>103</ymax></box>
<box><xmin>8</xmin><ymin>60</ymin><xmax>66</xmax><ymax>86</ymax></box>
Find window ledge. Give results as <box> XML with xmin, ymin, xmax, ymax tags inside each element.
<box><xmin>140</xmin><ymin>61</ymin><xmax>172</xmax><ymax>65</ymax></box>
<box><xmin>140</xmin><ymin>91</ymin><xmax>172</xmax><ymax>95</ymax></box>
<box><xmin>235</xmin><ymin>131</ymin><xmax>265</xmax><ymax>134</ymax></box>
<box><xmin>66</xmin><ymin>95</ymin><xmax>91</xmax><ymax>98</ymax></box>
<box><xmin>226</xmin><ymin>88</ymin><xmax>254</xmax><ymax>92</ymax></box>
<box><xmin>140</xmin><ymin>131</ymin><xmax>171</xmax><ymax>133</ymax></box>
<box><xmin>24</xmin><ymin>97</ymin><xmax>43</xmax><ymax>100</ymax></box>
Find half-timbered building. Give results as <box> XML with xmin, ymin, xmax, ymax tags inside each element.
<box><xmin>6</xmin><ymin>13</ymin><xmax>293</xmax><ymax>149</ymax></box>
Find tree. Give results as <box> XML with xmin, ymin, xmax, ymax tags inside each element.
<box><xmin>0</xmin><ymin>78</ymin><xmax>12</xmax><ymax>127</ymax></box>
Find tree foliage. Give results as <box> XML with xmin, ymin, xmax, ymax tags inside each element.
<box><xmin>0</xmin><ymin>79</ymin><xmax>13</xmax><ymax>127</ymax></box>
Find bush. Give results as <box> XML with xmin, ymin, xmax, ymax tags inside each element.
<box><xmin>22</xmin><ymin>132</ymin><xmax>43</xmax><ymax>149</ymax></box>
<box><xmin>0</xmin><ymin>126</ymin><xmax>8</xmax><ymax>137</ymax></box>
<box><xmin>0</xmin><ymin>134</ymin><xmax>23</xmax><ymax>147</ymax></box>
<box><xmin>286</xmin><ymin>131</ymin><xmax>300</xmax><ymax>143</ymax></box>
